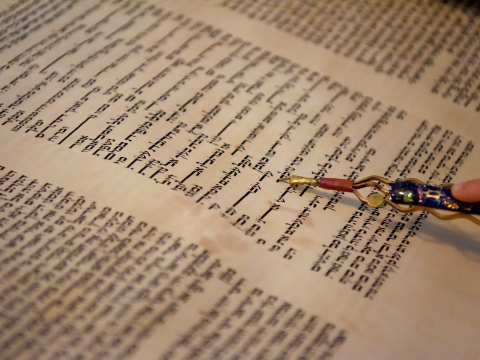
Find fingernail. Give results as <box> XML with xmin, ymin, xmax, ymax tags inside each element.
<box><xmin>452</xmin><ymin>182</ymin><xmax>464</xmax><ymax>193</ymax></box>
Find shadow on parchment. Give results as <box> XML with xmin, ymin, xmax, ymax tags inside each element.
<box><xmin>416</xmin><ymin>216</ymin><xmax>480</xmax><ymax>262</ymax></box>
<box><xmin>438</xmin><ymin>0</ymin><xmax>480</xmax><ymax>15</ymax></box>
<box><xmin>308</xmin><ymin>187</ymin><xmax>480</xmax><ymax>262</ymax></box>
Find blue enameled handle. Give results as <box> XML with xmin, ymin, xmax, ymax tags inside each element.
<box><xmin>389</xmin><ymin>181</ymin><xmax>480</xmax><ymax>215</ymax></box>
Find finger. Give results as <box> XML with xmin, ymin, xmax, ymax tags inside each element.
<box><xmin>451</xmin><ymin>179</ymin><xmax>480</xmax><ymax>203</ymax></box>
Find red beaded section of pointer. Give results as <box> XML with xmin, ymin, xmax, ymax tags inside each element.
<box><xmin>317</xmin><ymin>178</ymin><xmax>355</xmax><ymax>192</ymax></box>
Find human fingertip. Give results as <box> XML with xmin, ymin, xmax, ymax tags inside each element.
<box><xmin>451</xmin><ymin>179</ymin><xmax>480</xmax><ymax>203</ymax></box>
<box><xmin>451</xmin><ymin>181</ymin><xmax>464</xmax><ymax>195</ymax></box>
<box><xmin>452</xmin><ymin>181</ymin><xmax>468</xmax><ymax>202</ymax></box>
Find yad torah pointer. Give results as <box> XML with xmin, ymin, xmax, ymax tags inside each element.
<box><xmin>279</xmin><ymin>175</ymin><xmax>480</xmax><ymax>226</ymax></box>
